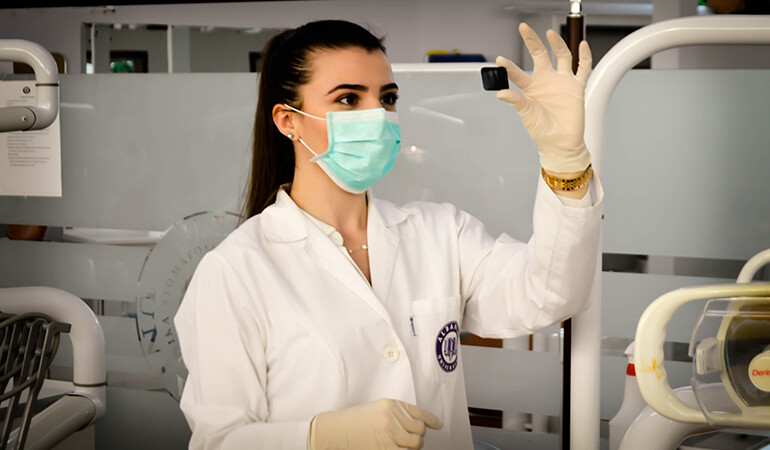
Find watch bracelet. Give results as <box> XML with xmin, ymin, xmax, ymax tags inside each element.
<box><xmin>541</xmin><ymin>164</ymin><xmax>593</xmax><ymax>191</ymax></box>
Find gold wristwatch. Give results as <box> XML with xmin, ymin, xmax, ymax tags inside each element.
<box><xmin>541</xmin><ymin>164</ymin><xmax>593</xmax><ymax>191</ymax></box>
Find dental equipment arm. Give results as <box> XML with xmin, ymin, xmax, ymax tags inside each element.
<box><xmin>0</xmin><ymin>40</ymin><xmax>59</xmax><ymax>132</ymax></box>
<box><xmin>0</xmin><ymin>287</ymin><xmax>107</xmax><ymax>448</ymax></box>
<box><xmin>561</xmin><ymin>4</ymin><xmax>585</xmax><ymax>444</ymax></box>
<box><xmin>634</xmin><ymin>283</ymin><xmax>770</xmax><ymax>427</ymax></box>
<box><xmin>635</xmin><ymin>250</ymin><xmax>770</xmax><ymax>426</ymax></box>
<box><xmin>567</xmin><ymin>0</ymin><xmax>584</xmax><ymax>74</ymax></box>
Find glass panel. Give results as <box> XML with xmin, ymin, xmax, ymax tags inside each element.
<box><xmin>603</xmin><ymin>271</ymin><xmax>733</xmax><ymax>342</ymax></box>
<box><xmin>84</xmin><ymin>23</ymin><xmax>281</xmax><ymax>74</ymax></box>
<box><xmin>0</xmin><ymin>73</ymin><xmax>256</xmax><ymax>230</ymax></box>
<box><xmin>463</xmin><ymin>346</ymin><xmax>561</xmax><ymax>416</ymax></box>
<box><xmin>0</xmin><ymin>239</ymin><xmax>148</xmax><ymax>302</ymax></box>
<box><xmin>380</xmin><ymin>65</ymin><xmax>540</xmax><ymax>239</ymax></box>
<box><xmin>135</xmin><ymin>211</ymin><xmax>239</xmax><ymax>399</ymax></box>
<box><xmin>2</xmin><ymin>69</ymin><xmax>768</xmax><ymax>258</ymax></box>
<box><xmin>602</xmin><ymin>70</ymin><xmax>770</xmax><ymax>261</ymax></box>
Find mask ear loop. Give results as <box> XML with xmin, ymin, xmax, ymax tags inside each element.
<box><xmin>282</xmin><ymin>103</ymin><xmax>326</xmax><ymax>158</ymax></box>
<box><xmin>298</xmin><ymin>138</ymin><xmax>321</xmax><ymax>158</ymax></box>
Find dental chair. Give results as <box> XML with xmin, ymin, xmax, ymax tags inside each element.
<box><xmin>0</xmin><ymin>287</ymin><xmax>106</xmax><ymax>450</ymax></box>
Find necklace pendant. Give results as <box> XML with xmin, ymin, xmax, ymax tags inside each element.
<box><xmin>347</xmin><ymin>244</ymin><xmax>368</xmax><ymax>254</ymax></box>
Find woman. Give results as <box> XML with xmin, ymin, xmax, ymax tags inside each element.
<box><xmin>175</xmin><ymin>19</ymin><xmax>602</xmax><ymax>450</ymax></box>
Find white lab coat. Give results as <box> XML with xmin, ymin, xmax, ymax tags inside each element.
<box><xmin>175</xmin><ymin>176</ymin><xmax>603</xmax><ymax>450</ymax></box>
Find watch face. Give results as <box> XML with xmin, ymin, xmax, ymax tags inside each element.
<box><xmin>135</xmin><ymin>211</ymin><xmax>240</xmax><ymax>400</ymax></box>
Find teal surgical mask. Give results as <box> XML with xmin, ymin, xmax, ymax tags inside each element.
<box><xmin>283</xmin><ymin>104</ymin><xmax>402</xmax><ymax>194</ymax></box>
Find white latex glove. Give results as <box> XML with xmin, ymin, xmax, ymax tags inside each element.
<box><xmin>496</xmin><ymin>23</ymin><xmax>593</xmax><ymax>173</ymax></box>
<box><xmin>309</xmin><ymin>398</ymin><xmax>443</xmax><ymax>450</ymax></box>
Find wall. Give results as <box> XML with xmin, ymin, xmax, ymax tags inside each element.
<box><xmin>104</xmin><ymin>25</ymin><xmax>169</xmax><ymax>72</ymax></box>
<box><xmin>523</xmin><ymin>5</ymin><xmax>770</xmax><ymax>71</ymax></box>
<box><xmin>0</xmin><ymin>0</ymin><xmax>525</xmax><ymax>73</ymax></box>
<box><xmin>519</xmin><ymin>11</ymin><xmax>652</xmax><ymax>71</ymax></box>
<box><xmin>2</xmin><ymin>1</ymin><xmax>767</xmax><ymax>75</ymax></box>
<box><xmin>652</xmin><ymin>0</ymin><xmax>770</xmax><ymax>69</ymax></box>
<box><xmin>187</xmin><ymin>27</ymin><xmax>275</xmax><ymax>73</ymax></box>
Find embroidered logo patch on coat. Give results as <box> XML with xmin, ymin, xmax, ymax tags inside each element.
<box><xmin>435</xmin><ymin>321</ymin><xmax>459</xmax><ymax>373</ymax></box>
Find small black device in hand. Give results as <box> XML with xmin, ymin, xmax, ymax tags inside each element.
<box><xmin>481</xmin><ymin>67</ymin><xmax>508</xmax><ymax>91</ymax></box>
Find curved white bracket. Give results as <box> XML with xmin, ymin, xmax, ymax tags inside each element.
<box><xmin>586</xmin><ymin>15</ymin><xmax>770</xmax><ymax>176</ymax></box>
<box><xmin>737</xmin><ymin>248</ymin><xmax>770</xmax><ymax>283</ymax></box>
<box><xmin>572</xmin><ymin>15</ymin><xmax>770</xmax><ymax>449</ymax></box>
<box><xmin>0</xmin><ymin>287</ymin><xmax>107</xmax><ymax>423</ymax></box>
<box><xmin>634</xmin><ymin>282</ymin><xmax>770</xmax><ymax>426</ymax></box>
<box><xmin>0</xmin><ymin>40</ymin><xmax>59</xmax><ymax>132</ymax></box>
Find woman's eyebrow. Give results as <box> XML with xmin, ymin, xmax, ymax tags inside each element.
<box><xmin>326</xmin><ymin>82</ymin><xmax>399</xmax><ymax>95</ymax></box>
<box><xmin>326</xmin><ymin>84</ymin><xmax>367</xmax><ymax>94</ymax></box>
<box><xmin>380</xmin><ymin>82</ymin><xmax>399</xmax><ymax>92</ymax></box>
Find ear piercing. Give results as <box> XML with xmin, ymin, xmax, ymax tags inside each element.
<box><xmin>287</xmin><ymin>132</ymin><xmax>295</xmax><ymax>139</ymax></box>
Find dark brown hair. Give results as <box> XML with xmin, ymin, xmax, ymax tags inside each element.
<box><xmin>241</xmin><ymin>20</ymin><xmax>386</xmax><ymax>220</ymax></box>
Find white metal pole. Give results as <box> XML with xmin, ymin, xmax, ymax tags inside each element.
<box><xmin>90</xmin><ymin>23</ymin><xmax>96</xmax><ymax>74</ymax></box>
<box><xmin>573</xmin><ymin>15</ymin><xmax>770</xmax><ymax>449</ymax></box>
<box><xmin>167</xmin><ymin>25</ymin><xmax>174</xmax><ymax>73</ymax></box>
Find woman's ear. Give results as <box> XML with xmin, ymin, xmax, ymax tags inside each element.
<box><xmin>272</xmin><ymin>104</ymin><xmax>297</xmax><ymax>140</ymax></box>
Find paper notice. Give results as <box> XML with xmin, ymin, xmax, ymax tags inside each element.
<box><xmin>0</xmin><ymin>80</ymin><xmax>62</xmax><ymax>197</ymax></box>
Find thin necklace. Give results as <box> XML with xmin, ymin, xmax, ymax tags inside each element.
<box><xmin>347</xmin><ymin>244</ymin><xmax>368</xmax><ymax>254</ymax></box>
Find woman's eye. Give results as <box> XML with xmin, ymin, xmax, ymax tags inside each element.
<box><xmin>338</xmin><ymin>93</ymin><xmax>359</xmax><ymax>106</ymax></box>
<box><xmin>381</xmin><ymin>92</ymin><xmax>399</xmax><ymax>106</ymax></box>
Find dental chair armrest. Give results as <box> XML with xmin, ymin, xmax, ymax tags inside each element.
<box><xmin>6</xmin><ymin>394</ymin><xmax>97</xmax><ymax>450</ymax></box>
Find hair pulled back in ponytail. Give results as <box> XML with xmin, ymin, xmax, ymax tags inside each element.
<box><xmin>242</xmin><ymin>20</ymin><xmax>386</xmax><ymax>220</ymax></box>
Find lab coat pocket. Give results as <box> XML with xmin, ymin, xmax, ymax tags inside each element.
<box><xmin>411</xmin><ymin>296</ymin><xmax>462</xmax><ymax>383</ymax></box>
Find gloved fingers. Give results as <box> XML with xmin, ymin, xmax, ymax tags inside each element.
<box><xmin>387</xmin><ymin>404</ymin><xmax>425</xmax><ymax>449</ymax></box>
<box><xmin>392</xmin><ymin>402</ymin><xmax>427</xmax><ymax>435</ymax></box>
<box><xmin>496</xmin><ymin>89</ymin><xmax>533</xmax><ymax>118</ymax></box>
<box><xmin>575</xmin><ymin>40</ymin><xmax>593</xmax><ymax>85</ymax></box>
<box><xmin>392</xmin><ymin>429</ymin><xmax>424</xmax><ymax>450</ymax></box>
<box><xmin>399</xmin><ymin>412</ymin><xmax>427</xmax><ymax>436</ymax></box>
<box><xmin>519</xmin><ymin>22</ymin><xmax>553</xmax><ymax>74</ymax></box>
<box><xmin>496</xmin><ymin>55</ymin><xmax>531</xmax><ymax>90</ymax></box>
<box><xmin>400</xmin><ymin>402</ymin><xmax>443</xmax><ymax>430</ymax></box>
<box><xmin>545</xmin><ymin>29</ymin><xmax>573</xmax><ymax>74</ymax></box>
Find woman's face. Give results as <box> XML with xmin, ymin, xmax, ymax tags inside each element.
<box><xmin>292</xmin><ymin>47</ymin><xmax>398</xmax><ymax>155</ymax></box>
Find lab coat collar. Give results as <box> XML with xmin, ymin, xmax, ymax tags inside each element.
<box><xmin>261</xmin><ymin>189</ymin><xmax>309</xmax><ymax>243</ymax></box>
<box><xmin>261</xmin><ymin>187</ymin><xmax>410</xmax><ymax>243</ymax></box>
<box><xmin>261</xmin><ymin>187</ymin><xmax>410</xmax><ymax>323</ymax></box>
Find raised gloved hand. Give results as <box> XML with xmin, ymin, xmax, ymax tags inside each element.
<box><xmin>309</xmin><ymin>398</ymin><xmax>443</xmax><ymax>450</ymax></box>
<box><xmin>496</xmin><ymin>23</ymin><xmax>593</xmax><ymax>174</ymax></box>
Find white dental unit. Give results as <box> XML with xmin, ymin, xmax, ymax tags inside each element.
<box><xmin>617</xmin><ymin>249</ymin><xmax>770</xmax><ymax>449</ymax></box>
<box><xmin>571</xmin><ymin>13</ymin><xmax>770</xmax><ymax>450</ymax></box>
<box><xmin>0</xmin><ymin>40</ymin><xmax>106</xmax><ymax>449</ymax></box>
